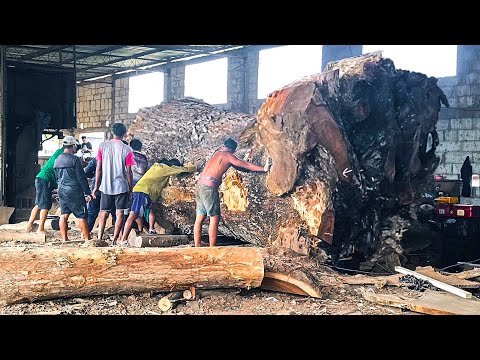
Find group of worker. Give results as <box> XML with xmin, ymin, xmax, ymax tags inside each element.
<box><xmin>26</xmin><ymin>122</ymin><xmax>272</xmax><ymax>247</ymax></box>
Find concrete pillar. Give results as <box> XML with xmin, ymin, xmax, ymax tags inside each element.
<box><xmin>0</xmin><ymin>45</ymin><xmax>5</xmax><ymax>205</ymax></box>
<box><xmin>170</xmin><ymin>65</ymin><xmax>185</xmax><ymax>100</ymax></box>
<box><xmin>164</xmin><ymin>68</ymin><xmax>173</xmax><ymax>101</ymax></box>
<box><xmin>457</xmin><ymin>45</ymin><xmax>480</xmax><ymax>75</ymax></box>
<box><xmin>227</xmin><ymin>51</ymin><xmax>247</xmax><ymax>112</ymax></box>
<box><xmin>321</xmin><ymin>45</ymin><xmax>363</xmax><ymax>70</ymax></box>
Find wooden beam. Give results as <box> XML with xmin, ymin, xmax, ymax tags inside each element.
<box><xmin>395</xmin><ymin>266</ymin><xmax>472</xmax><ymax>299</ymax></box>
<box><xmin>363</xmin><ymin>290</ymin><xmax>480</xmax><ymax>315</ymax></box>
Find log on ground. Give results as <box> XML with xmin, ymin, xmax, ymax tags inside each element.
<box><xmin>128</xmin><ymin>235</ymin><xmax>191</xmax><ymax>248</ymax></box>
<box><xmin>158</xmin><ymin>291</ymin><xmax>184</xmax><ymax>312</ymax></box>
<box><xmin>0</xmin><ymin>246</ymin><xmax>264</xmax><ymax>306</ymax></box>
<box><xmin>0</xmin><ymin>230</ymin><xmax>46</xmax><ymax>243</ymax></box>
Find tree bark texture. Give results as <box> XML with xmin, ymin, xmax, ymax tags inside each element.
<box><xmin>0</xmin><ymin>246</ymin><xmax>264</xmax><ymax>305</ymax></box>
<box><xmin>127</xmin><ymin>53</ymin><xmax>448</xmax><ymax>269</ymax></box>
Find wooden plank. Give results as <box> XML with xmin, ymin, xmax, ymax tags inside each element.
<box><xmin>395</xmin><ymin>266</ymin><xmax>472</xmax><ymax>299</ymax></box>
<box><xmin>340</xmin><ymin>274</ymin><xmax>403</xmax><ymax>288</ymax></box>
<box><xmin>128</xmin><ymin>235</ymin><xmax>191</xmax><ymax>248</ymax></box>
<box><xmin>415</xmin><ymin>266</ymin><xmax>480</xmax><ymax>289</ymax></box>
<box><xmin>363</xmin><ymin>290</ymin><xmax>480</xmax><ymax>315</ymax></box>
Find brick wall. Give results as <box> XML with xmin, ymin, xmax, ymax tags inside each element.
<box><xmin>75</xmin><ymin>76</ymin><xmax>134</xmax><ymax>139</ymax></box>
<box><xmin>435</xmin><ymin>45</ymin><xmax>480</xmax><ymax>177</ymax></box>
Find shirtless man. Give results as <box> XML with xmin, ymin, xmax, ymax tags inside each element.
<box><xmin>194</xmin><ymin>138</ymin><xmax>272</xmax><ymax>247</ymax></box>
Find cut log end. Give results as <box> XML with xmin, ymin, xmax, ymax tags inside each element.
<box><xmin>158</xmin><ymin>291</ymin><xmax>184</xmax><ymax>312</ymax></box>
<box><xmin>183</xmin><ymin>287</ymin><xmax>196</xmax><ymax>300</ymax></box>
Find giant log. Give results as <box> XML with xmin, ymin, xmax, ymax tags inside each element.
<box><xmin>127</xmin><ymin>53</ymin><xmax>448</xmax><ymax>270</ymax></box>
<box><xmin>0</xmin><ymin>246</ymin><xmax>264</xmax><ymax>305</ymax></box>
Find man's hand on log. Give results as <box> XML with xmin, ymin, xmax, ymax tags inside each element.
<box><xmin>264</xmin><ymin>157</ymin><xmax>273</xmax><ymax>172</ymax></box>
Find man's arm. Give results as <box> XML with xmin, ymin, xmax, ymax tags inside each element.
<box><xmin>84</xmin><ymin>159</ymin><xmax>96</xmax><ymax>178</ymax></box>
<box><xmin>93</xmin><ymin>147</ymin><xmax>103</xmax><ymax>192</ymax></box>
<box><xmin>228</xmin><ymin>154</ymin><xmax>266</xmax><ymax>173</ymax></box>
<box><xmin>126</xmin><ymin>165</ymin><xmax>133</xmax><ymax>192</ymax></box>
<box><xmin>125</xmin><ymin>149</ymin><xmax>136</xmax><ymax>193</ymax></box>
<box><xmin>164</xmin><ymin>164</ymin><xmax>197</xmax><ymax>177</ymax></box>
<box><xmin>93</xmin><ymin>159</ymin><xmax>102</xmax><ymax>193</ymax></box>
<box><xmin>75</xmin><ymin>157</ymin><xmax>92</xmax><ymax>196</ymax></box>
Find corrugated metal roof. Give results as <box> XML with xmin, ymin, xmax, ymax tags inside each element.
<box><xmin>5</xmin><ymin>45</ymin><xmax>249</xmax><ymax>83</ymax></box>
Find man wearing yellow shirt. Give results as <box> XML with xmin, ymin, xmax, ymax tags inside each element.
<box><xmin>119</xmin><ymin>158</ymin><xmax>196</xmax><ymax>244</ymax></box>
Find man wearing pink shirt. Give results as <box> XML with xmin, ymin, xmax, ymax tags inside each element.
<box><xmin>92</xmin><ymin>123</ymin><xmax>136</xmax><ymax>244</ymax></box>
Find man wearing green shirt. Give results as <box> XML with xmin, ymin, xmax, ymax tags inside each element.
<box><xmin>26</xmin><ymin>146</ymin><xmax>67</xmax><ymax>233</ymax></box>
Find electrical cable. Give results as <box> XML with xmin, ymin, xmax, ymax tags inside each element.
<box><xmin>324</xmin><ymin>263</ymin><xmax>392</xmax><ymax>276</ymax></box>
<box><xmin>440</xmin><ymin>257</ymin><xmax>480</xmax><ymax>272</ymax></box>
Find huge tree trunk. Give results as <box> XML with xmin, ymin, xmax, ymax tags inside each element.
<box><xmin>0</xmin><ymin>246</ymin><xmax>264</xmax><ymax>306</ymax></box>
<box><xmin>127</xmin><ymin>53</ymin><xmax>448</xmax><ymax>270</ymax></box>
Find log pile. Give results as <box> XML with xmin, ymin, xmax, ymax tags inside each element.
<box><xmin>127</xmin><ymin>53</ymin><xmax>449</xmax><ymax>270</ymax></box>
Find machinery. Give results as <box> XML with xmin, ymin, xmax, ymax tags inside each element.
<box><xmin>5</xmin><ymin>62</ymin><xmax>76</xmax><ymax>222</ymax></box>
<box><xmin>417</xmin><ymin>177</ymin><xmax>480</xmax><ymax>261</ymax></box>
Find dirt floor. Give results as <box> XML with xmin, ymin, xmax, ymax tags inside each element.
<box><xmin>0</xmin><ymin>281</ymin><xmax>411</xmax><ymax>316</ymax></box>
<box><xmin>1</xmin><ymin>219</ymin><xmax>478</xmax><ymax>315</ymax></box>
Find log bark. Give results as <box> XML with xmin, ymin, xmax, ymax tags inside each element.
<box><xmin>127</xmin><ymin>52</ymin><xmax>448</xmax><ymax>269</ymax></box>
<box><xmin>128</xmin><ymin>235</ymin><xmax>191</xmax><ymax>248</ymax></box>
<box><xmin>0</xmin><ymin>246</ymin><xmax>264</xmax><ymax>306</ymax></box>
<box><xmin>0</xmin><ymin>230</ymin><xmax>46</xmax><ymax>243</ymax></box>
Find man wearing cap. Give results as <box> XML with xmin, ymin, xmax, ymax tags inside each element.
<box><xmin>54</xmin><ymin>136</ymin><xmax>93</xmax><ymax>242</ymax></box>
<box><xmin>93</xmin><ymin>122</ymin><xmax>135</xmax><ymax>244</ymax></box>
<box><xmin>26</xmin><ymin>140</ymin><xmax>65</xmax><ymax>234</ymax></box>
<box><xmin>194</xmin><ymin>138</ymin><xmax>272</xmax><ymax>247</ymax></box>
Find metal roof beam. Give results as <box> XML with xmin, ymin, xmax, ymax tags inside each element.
<box><xmin>20</xmin><ymin>45</ymin><xmax>70</xmax><ymax>60</ymax></box>
<box><xmin>79</xmin><ymin>46</ymin><xmax>248</xmax><ymax>83</ymax></box>
<box><xmin>77</xmin><ymin>48</ymin><xmax>166</xmax><ymax>72</ymax></box>
<box><xmin>62</xmin><ymin>45</ymin><xmax>127</xmax><ymax>63</ymax></box>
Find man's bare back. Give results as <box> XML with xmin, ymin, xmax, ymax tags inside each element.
<box><xmin>194</xmin><ymin>138</ymin><xmax>271</xmax><ymax>248</ymax></box>
<box><xmin>198</xmin><ymin>149</ymin><xmax>266</xmax><ymax>188</ymax></box>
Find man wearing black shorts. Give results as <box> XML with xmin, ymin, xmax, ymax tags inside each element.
<box><xmin>54</xmin><ymin>136</ymin><xmax>93</xmax><ymax>242</ymax></box>
<box><xmin>92</xmin><ymin>123</ymin><xmax>135</xmax><ymax>244</ymax></box>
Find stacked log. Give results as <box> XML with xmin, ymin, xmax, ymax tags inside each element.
<box><xmin>127</xmin><ymin>53</ymin><xmax>448</xmax><ymax>270</ymax></box>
